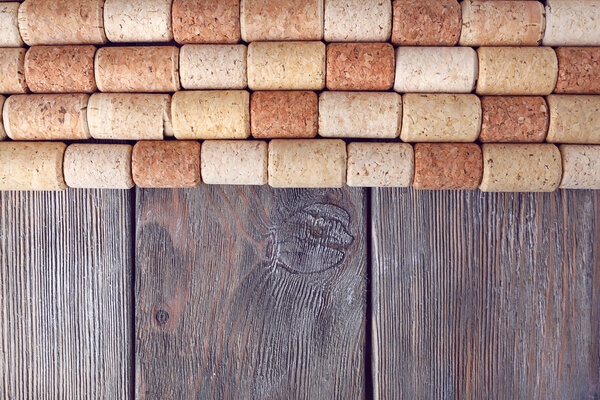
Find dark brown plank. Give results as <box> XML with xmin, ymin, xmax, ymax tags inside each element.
<box><xmin>135</xmin><ymin>186</ymin><xmax>367</xmax><ymax>399</ymax></box>
<box><xmin>372</xmin><ymin>188</ymin><xmax>599</xmax><ymax>400</ymax></box>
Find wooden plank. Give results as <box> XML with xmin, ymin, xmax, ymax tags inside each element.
<box><xmin>372</xmin><ymin>188</ymin><xmax>600</xmax><ymax>400</ymax></box>
<box><xmin>135</xmin><ymin>186</ymin><xmax>367</xmax><ymax>399</ymax></box>
<box><xmin>0</xmin><ymin>189</ymin><xmax>134</xmax><ymax>399</ymax></box>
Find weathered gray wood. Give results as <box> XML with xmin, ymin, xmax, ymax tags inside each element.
<box><xmin>0</xmin><ymin>189</ymin><xmax>134</xmax><ymax>399</ymax></box>
<box><xmin>135</xmin><ymin>186</ymin><xmax>367</xmax><ymax>399</ymax></box>
<box><xmin>372</xmin><ymin>188</ymin><xmax>600</xmax><ymax>400</ymax></box>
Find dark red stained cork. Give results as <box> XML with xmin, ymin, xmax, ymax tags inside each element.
<box><xmin>132</xmin><ymin>141</ymin><xmax>201</xmax><ymax>188</ymax></box>
<box><xmin>392</xmin><ymin>0</ymin><xmax>461</xmax><ymax>46</ymax></box>
<box><xmin>326</xmin><ymin>43</ymin><xmax>395</xmax><ymax>91</ymax></box>
<box><xmin>413</xmin><ymin>143</ymin><xmax>483</xmax><ymax>190</ymax></box>
<box><xmin>555</xmin><ymin>47</ymin><xmax>600</xmax><ymax>94</ymax></box>
<box><xmin>479</xmin><ymin>96</ymin><xmax>549</xmax><ymax>143</ymax></box>
<box><xmin>172</xmin><ymin>0</ymin><xmax>241</xmax><ymax>44</ymax></box>
<box><xmin>251</xmin><ymin>91</ymin><xmax>318</xmax><ymax>138</ymax></box>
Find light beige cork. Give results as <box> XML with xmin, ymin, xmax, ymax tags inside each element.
<box><xmin>477</xmin><ymin>47</ymin><xmax>558</xmax><ymax>95</ymax></box>
<box><xmin>0</xmin><ymin>142</ymin><xmax>66</xmax><ymax>191</ymax></box>
<box><xmin>324</xmin><ymin>0</ymin><xmax>392</xmax><ymax>42</ymax></box>
<box><xmin>268</xmin><ymin>139</ymin><xmax>347</xmax><ymax>188</ymax></box>
<box><xmin>180</xmin><ymin>45</ymin><xmax>247</xmax><ymax>90</ymax></box>
<box><xmin>172</xmin><ymin>90</ymin><xmax>250</xmax><ymax>140</ymax></box>
<box><xmin>546</xmin><ymin>95</ymin><xmax>600</xmax><ymax>144</ymax></box>
<box><xmin>0</xmin><ymin>2</ymin><xmax>23</xmax><ymax>47</ymax></box>
<box><xmin>63</xmin><ymin>144</ymin><xmax>134</xmax><ymax>189</ymax></box>
<box><xmin>201</xmin><ymin>140</ymin><xmax>268</xmax><ymax>185</ymax></box>
<box><xmin>480</xmin><ymin>144</ymin><xmax>562</xmax><ymax>192</ymax></box>
<box><xmin>559</xmin><ymin>145</ymin><xmax>600</xmax><ymax>189</ymax></box>
<box><xmin>401</xmin><ymin>94</ymin><xmax>482</xmax><ymax>142</ymax></box>
<box><xmin>0</xmin><ymin>95</ymin><xmax>6</xmax><ymax>140</ymax></box>
<box><xmin>87</xmin><ymin>93</ymin><xmax>172</xmax><ymax>140</ymax></box>
<box><xmin>0</xmin><ymin>48</ymin><xmax>28</xmax><ymax>94</ymax></box>
<box><xmin>347</xmin><ymin>142</ymin><xmax>414</xmax><ymax>187</ymax></box>
<box><xmin>103</xmin><ymin>0</ymin><xmax>173</xmax><ymax>43</ymax></box>
<box><xmin>318</xmin><ymin>91</ymin><xmax>402</xmax><ymax>139</ymax></box>
<box><xmin>544</xmin><ymin>0</ymin><xmax>600</xmax><ymax>46</ymax></box>
<box><xmin>247</xmin><ymin>42</ymin><xmax>326</xmax><ymax>91</ymax></box>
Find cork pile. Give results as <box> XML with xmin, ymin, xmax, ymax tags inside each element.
<box><xmin>0</xmin><ymin>0</ymin><xmax>599</xmax><ymax>191</ymax></box>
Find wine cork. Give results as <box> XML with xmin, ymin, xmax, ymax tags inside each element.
<box><xmin>24</xmin><ymin>46</ymin><xmax>97</xmax><ymax>93</ymax></box>
<box><xmin>555</xmin><ymin>48</ymin><xmax>600</xmax><ymax>95</ymax></box>
<box><xmin>87</xmin><ymin>93</ymin><xmax>172</xmax><ymax>140</ymax></box>
<box><xmin>180</xmin><ymin>45</ymin><xmax>247</xmax><ymax>90</ymax></box>
<box><xmin>251</xmin><ymin>91</ymin><xmax>318</xmax><ymax>139</ymax></box>
<box><xmin>103</xmin><ymin>0</ymin><xmax>173</xmax><ymax>43</ymax></box>
<box><xmin>132</xmin><ymin>141</ymin><xmax>201</xmax><ymax>188</ymax></box>
<box><xmin>559</xmin><ymin>145</ymin><xmax>600</xmax><ymax>190</ymax></box>
<box><xmin>0</xmin><ymin>48</ymin><xmax>28</xmax><ymax>94</ymax></box>
<box><xmin>172</xmin><ymin>0</ymin><xmax>241</xmax><ymax>44</ymax></box>
<box><xmin>268</xmin><ymin>139</ymin><xmax>347</xmax><ymax>188</ymax></box>
<box><xmin>476</xmin><ymin>47</ymin><xmax>558</xmax><ymax>95</ymax></box>
<box><xmin>479</xmin><ymin>96</ymin><xmax>548</xmax><ymax>143</ymax></box>
<box><xmin>0</xmin><ymin>142</ymin><xmax>66</xmax><ymax>191</ymax></box>
<box><xmin>413</xmin><ymin>143</ymin><xmax>483</xmax><ymax>190</ymax></box>
<box><xmin>546</xmin><ymin>95</ymin><xmax>600</xmax><ymax>144</ymax></box>
<box><xmin>324</xmin><ymin>0</ymin><xmax>392</xmax><ymax>42</ymax></box>
<box><xmin>172</xmin><ymin>90</ymin><xmax>250</xmax><ymax>140</ymax></box>
<box><xmin>247</xmin><ymin>42</ymin><xmax>326</xmax><ymax>91</ymax></box>
<box><xmin>347</xmin><ymin>142</ymin><xmax>414</xmax><ymax>187</ymax></box>
<box><xmin>3</xmin><ymin>94</ymin><xmax>90</xmax><ymax>140</ymax></box>
<box><xmin>394</xmin><ymin>47</ymin><xmax>478</xmax><ymax>93</ymax></box>
<box><xmin>17</xmin><ymin>0</ymin><xmax>107</xmax><ymax>45</ymax></box>
<box><xmin>392</xmin><ymin>0</ymin><xmax>461</xmax><ymax>46</ymax></box>
<box><xmin>0</xmin><ymin>2</ymin><xmax>23</xmax><ymax>47</ymax></box>
<box><xmin>544</xmin><ymin>0</ymin><xmax>600</xmax><ymax>46</ymax></box>
<box><xmin>326</xmin><ymin>43</ymin><xmax>395</xmax><ymax>91</ymax></box>
<box><xmin>401</xmin><ymin>94</ymin><xmax>481</xmax><ymax>142</ymax></box>
<box><xmin>201</xmin><ymin>140</ymin><xmax>268</xmax><ymax>185</ymax></box>
<box><xmin>63</xmin><ymin>144</ymin><xmax>134</xmax><ymax>189</ymax></box>
<box><xmin>94</xmin><ymin>46</ymin><xmax>180</xmax><ymax>93</ymax></box>
<box><xmin>0</xmin><ymin>95</ymin><xmax>6</xmax><ymax>140</ymax></box>
<box><xmin>241</xmin><ymin>0</ymin><xmax>323</xmax><ymax>41</ymax></box>
<box><xmin>480</xmin><ymin>144</ymin><xmax>562</xmax><ymax>192</ymax></box>
<box><xmin>319</xmin><ymin>92</ymin><xmax>402</xmax><ymax>139</ymax></box>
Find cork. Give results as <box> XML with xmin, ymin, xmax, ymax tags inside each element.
<box><xmin>544</xmin><ymin>0</ymin><xmax>600</xmax><ymax>46</ymax></box>
<box><xmin>324</xmin><ymin>0</ymin><xmax>392</xmax><ymax>42</ymax></box>
<box><xmin>394</xmin><ymin>47</ymin><xmax>478</xmax><ymax>93</ymax></box>
<box><xmin>391</xmin><ymin>0</ymin><xmax>461</xmax><ymax>46</ymax></box>
<box><xmin>268</xmin><ymin>139</ymin><xmax>347</xmax><ymax>188</ymax></box>
<box><xmin>94</xmin><ymin>46</ymin><xmax>180</xmax><ymax>93</ymax></box>
<box><xmin>546</xmin><ymin>95</ymin><xmax>600</xmax><ymax>144</ymax></box>
<box><xmin>401</xmin><ymin>94</ymin><xmax>481</xmax><ymax>142</ymax></box>
<box><xmin>347</xmin><ymin>142</ymin><xmax>414</xmax><ymax>187</ymax></box>
<box><xmin>319</xmin><ymin>92</ymin><xmax>402</xmax><ymax>139</ymax></box>
<box><xmin>555</xmin><ymin>47</ymin><xmax>600</xmax><ymax>95</ymax></box>
<box><xmin>241</xmin><ymin>0</ymin><xmax>323</xmax><ymax>41</ymax></box>
<box><xmin>132</xmin><ymin>141</ymin><xmax>201</xmax><ymax>188</ymax></box>
<box><xmin>413</xmin><ymin>143</ymin><xmax>483</xmax><ymax>190</ymax></box>
<box><xmin>63</xmin><ymin>144</ymin><xmax>134</xmax><ymax>189</ymax></box>
<box><xmin>479</xmin><ymin>96</ymin><xmax>548</xmax><ymax>143</ymax></box>
<box><xmin>172</xmin><ymin>90</ymin><xmax>250</xmax><ymax>140</ymax></box>
<box><xmin>0</xmin><ymin>48</ymin><xmax>28</xmax><ymax>94</ymax></box>
<box><xmin>0</xmin><ymin>2</ymin><xmax>23</xmax><ymax>47</ymax></box>
<box><xmin>87</xmin><ymin>93</ymin><xmax>172</xmax><ymax>140</ymax></box>
<box><xmin>559</xmin><ymin>145</ymin><xmax>600</xmax><ymax>190</ymax></box>
<box><xmin>0</xmin><ymin>142</ymin><xmax>66</xmax><ymax>191</ymax></box>
<box><xmin>326</xmin><ymin>43</ymin><xmax>395</xmax><ymax>91</ymax></box>
<box><xmin>477</xmin><ymin>47</ymin><xmax>558</xmax><ymax>95</ymax></box>
<box><xmin>0</xmin><ymin>95</ymin><xmax>6</xmax><ymax>140</ymax></box>
<box><xmin>104</xmin><ymin>0</ymin><xmax>173</xmax><ymax>43</ymax></box>
<box><xmin>180</xmin><ymin>45</ymin><xmax>247</xmax><ymax>90</ymax></box>
<box><xmin>247</xmin><ymin>42</ymin><xmax>326</xmax><ymax>91</ymax></box>
<box><xmin>172</xmin><ymin>0</ymin><xmax>241</xmax><ymax>44</ymax></box>
<box><xmin>251</xmin><ymin>91</ymin><xmax>318</xmax><ymax>139</ymax></box>
<box><xmin>201</xmin><ymin>140</ymin><xmax>268</xmax><ymax>185</ymax></box>
<box><xmin>17</xmin><ymin>0</ymin><xmax>107</xmax><ymax>45</ymax></box>
<box><xmin>24</xmin><ymin>46</ymin><xmax>97</xmax><ymax>93</ymax></box>
<box><xmin>3</xmin><ymin>94</ymin><xmax>91</xmax><ymax>140</ymax></box>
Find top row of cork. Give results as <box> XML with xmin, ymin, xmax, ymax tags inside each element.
<box><xmin>1</xmin><ymin>0</ymin><xmax>599</xmax><ymax>48</ymax></box>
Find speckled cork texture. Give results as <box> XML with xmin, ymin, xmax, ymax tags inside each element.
<box><xmin>247</xmin><ymin>42</ymin><xmax>326</xmax><ymax>91</ymax></box>
<box><xmin>0</xmin><ymin>48</ymin><xmax>28</xmax><ymax>94</ymax></box>
<box><xmin>18</xmin><ymin>0</ymin><xmax>107</xmax><ymax>45</ymax></box>
<box><xmin>251</xmin><ymin>91</ymin><xmax>318</xmax><ymax>138</ymax></box>
<box><xmin>477</xmin><ymin>47</ymin><xmax>558</xmax><ymax>95</ymax></box>
<box><xmin>0</xmin><ymin>96</ymin><xmax>6</xmax><ymax>140</ymax></box>
<box><xmin>394</xmin><ymin>47</ymin><xmax>478</xmax><ymax>93</ymax></box>
<box><xmin>544</xmin><ymin>0</ymin><xmax>600</xmax><ymax>46</ymax></box>
<box><xmin>479</xmin><ymin>96</ymin><xmax>549</xmax><ymax>143</ymax></box>
<box><xmin>319</xmin><ymin>92</ymin><xmax>402</xmax><ymax>139</ymax></box>
<box><xmin>347</xmin><ymin>142</ymin><xmax>414</xmax><ymax>187</ymax></box>
<box><xmin>546</xmin><ymin>95</ymin><xmax>600</xmax><ymax>144</ymax></box>
<box><xmin>201</xmin><ymin>140</ymin><xmax>268</xmax><ymax>185</ymax></box>
<box><xmin>95</xmin><ymin>46</ymin><xmax>180</xmax><ymax>93</ymax></box>
<box><xmin>326</xmin><ymin>43</ymin><xmax>395</xmax><ymax>91</ymax></box>
<box><xmin>172</xmin><ymin>90</ymin><xmax>250</xmax><ymax>140</ymax></box>
<box><xmin>104</xmin><ymin>0</ymin><xmax>173</xmax><ymax>43</ymax></box>
<box><xmin>392</xmin><ymin>0</ymin><xmax>461</xmax><ymax>46</ymax></box>
<box><xmin>0</xmin><ymin>3</ymin><xmax>23</xmax><ymax>47</ymax></box>
<box><xmin>3</xmin><ymin>94</ymin><xmax>90</xmax><ymax>140</ymax></box>
<box><xmin>180</xmin><ymin>45</ymin><xmax>247</xmax><ymax>90</ymax></box>
<box><xmin>268</xmin><ymin>139</ymin><xmax>347</xmax><ymax>188</ymax></box>
<box><xmin>24</xmin><ymin>46</ymin><xmax>97</xmax><ymax>93</ymax></box>
<box><xmin>241</xmin><ymin>0</ymin><xmax>323</xmax><ymax>41</ymax></box>
<box><xmin>87</xmin><ymin>93</ymin><xmax>172</xmax><ymax>140</ymax></box>
<box><xmin>132</xmin><ymin>140</ymin><xmax>201</xmax><ymax>188</ymax></box>
<box><xmin>172</xmin><ymin>0</ymin><xmax>241</xmax><ymax>44</ymax></box>
<box><xmin>0</xmin><ymin>142</ymin><xmax>67</xmax><ymax>191</ymax></box>
<box><xmin>559</xmin><ymin>145</ymin><xmax>600</xmax><ymax>189</ymax></box>
<box><xmin>324</xmin><ymin>0</ymin><xmax>392</xmax><ymax>42</ymax></box>
<box><xmin>64</xmin><ymin>144</ymin><xmax>134</xmax><ymax>189</ymax></box>
<box><xmin>413</xmin><ymin>143</ymin><xmax>483</xmax><ymax>190</ymax></box>
<box><xmin>555</xmin><ymin>47</ymin><xmax>600</xmax><ymax>94</ymax></box>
